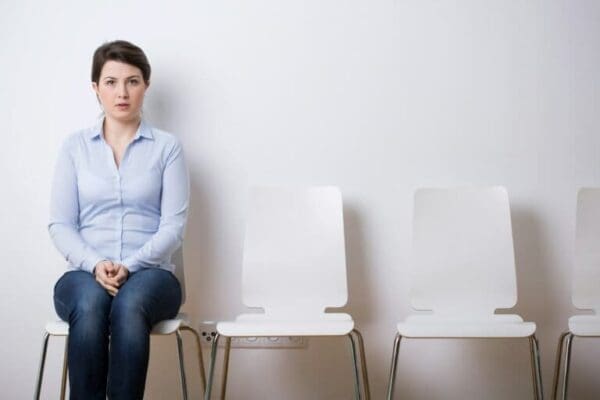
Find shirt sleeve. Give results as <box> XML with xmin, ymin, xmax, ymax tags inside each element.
<box><xmin>121</xmin><ymin>139</ymin><xmax>190</xmax><ymax>272</ymax></box>
<box><xmin>48</xmin><ymin>138</ymin><xmax>106</xmax><ymax>273</ymax></box>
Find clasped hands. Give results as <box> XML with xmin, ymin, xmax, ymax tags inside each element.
<box><xmin>94</xmin><ymin>260</ymin><xmax>129</xmax><ymax>296</ymax></box>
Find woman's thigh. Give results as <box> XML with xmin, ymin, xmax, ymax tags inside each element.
<box><xmin>110</xmin><ymin>268</ymin><xmax>182</xmax><ymax>326</ymax></box>
<box><xmin>53</xmin><ymin>270</ymin><xmax>112</xmax><ymax>322</ymax></box>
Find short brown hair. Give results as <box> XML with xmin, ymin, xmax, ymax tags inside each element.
<box><xmin>91</xmin><ymin>40</ymin><xmax>151</xmax><ymax>84</ymax></box>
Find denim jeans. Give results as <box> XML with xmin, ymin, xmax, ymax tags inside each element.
<box><xmin>54</xmin><ymin>268</ymin><xmax>182</xmax><ymax>400</ymax></box>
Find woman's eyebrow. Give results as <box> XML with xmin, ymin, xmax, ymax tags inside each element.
<box><xmin>102</xmin><ymin>75</ymin><xmax>142</xmax><ymax>80</ymax></box>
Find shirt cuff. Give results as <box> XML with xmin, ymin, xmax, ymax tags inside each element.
<box><xmin>121</xmin><ymin>257</ymin><xmax>141</xmax><ymax>273</ymax></box>
<box><xmin>84</xmin><ymin>255</ymin><xmax>106</xmax><ymax>274</ymax></box>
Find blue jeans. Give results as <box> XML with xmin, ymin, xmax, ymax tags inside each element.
<box><xmin>54</xmin><ymin>268</ymin><xmax>182</xmax><ymax>400</ymax></box>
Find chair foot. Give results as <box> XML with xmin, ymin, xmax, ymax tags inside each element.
<box><xmin>347</xmin><ymin>333</ymin><xmax>362</xmax><ymax>400</ymax></box>
<box><xmin>561</xmin><ymin>333</ymin><xmax>575</xmax><ymax>400</ymax></box>
<box><xmin>205</xmin><ymin>333</ymin><xmax>221</xmax><ymax>400</ymax></box>
<box><xmin>551</xmin><ymin>332</ymin><xmax>570</xmax><ymax>400</ymax></box>
<box><xmin>528</xmin><ymin>335</ymin><xmax>544</xmax><ymax>400</ymax></box>
<box><xmin>220</xmin><ymin>337</ymin><xmax>231</xmax><ymax>400</ymax></box>
<box><xmin>176</xmin><ymin>330</ymin><xmax>189</xmax><ymax>400</ymax></box>
<box><xmin>34</xmin><ymin>333</ymin><xmax>50</xmax><ymax>400</ymax></box>
<box><xmin>60</xmin><ymin>337</ymin><xmax>68</xmax><ymax>400</ymax></box>
<box><xmin>181</xmin><ymin>325</ymin><xmax>207</xmax><ymax>393</ymax></box>
<box><xmin>352</xmin><ymin>329</ymin><xmax>371</xmax><ymax>400</ymax></box>
<box><xmin>386</xmin><ymin>333</ymin><xmax>403</xmax><ymax>400</ymax></box>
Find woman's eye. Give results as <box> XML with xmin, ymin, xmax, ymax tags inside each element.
<box><xmin>129</xmin><ymin>79</ymin><xmax>139</xmax><ymax>85</ymax></box>
<box><xmin>105</xmin><ymin>80</ymin><xmax>115</xmax><ymax>86</ymax></box>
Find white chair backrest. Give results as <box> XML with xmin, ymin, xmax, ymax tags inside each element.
<box><xmin>410</xmin><ymin>186</ymin><xmax>517</xmax><ymax>317</ymax></box>
<box><xmin>172</xmin><ymin>246</ymin><xmax>186</xmax><ymax>304</ymax></box>
<box><xmin>573</xmin><ymin>188</ymin><xmax>600</xmax><ymax>313</ymax></box>
<box><xmin>242</xmin><ymin>186</ymin><xmax>348</xmax><ymax>318</ymax></box>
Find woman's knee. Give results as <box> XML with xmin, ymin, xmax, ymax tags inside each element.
<box><xmin>110</xmin><ymin>290</ymin><xmax>149</xmax><ymax>327</ymax></box>
<box><xmin>110</xmin><ymin>269</ymin><xmax>181</xmax><ymax>328</ymax></box>
<box><xmin>54</xmin><ymin>271</ymin><xmax>111</xmax><ymax>323</ymax></box>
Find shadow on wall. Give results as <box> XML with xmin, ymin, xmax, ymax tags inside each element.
<box><xmin>509</xmin><ymin>206</ymin><xmax>557</xmax><ymax>328</ymax></box>
<box><xmin>510</xmin><ymin>204</ymin><xmax>600</xmax><ymax>398</ymax></box>
<box><xmin>183</xmin><ymin>171</ymin><xmax>221</xmax><ymax>320</ymax></box>
<box><xmin>509</xmin><ymin>205</ymin><xmax>561</xmax><ymax>395</ymax></box>
<box><xmin>143</xmin><ymin>81</ymin><xmax>219</xmax><ymax>398</ymax></box>
<box><xmin>338</xmin><ymin>204</ymin><xmax>376</xmax><ymax>325</ymax></box>
<box><xmin>144</xmin><ymin>78</ymin><xmax>220</xmax><ymax>322</ymax></box>
<box><xmin>338</xmin><ymin>204</ymin><xmax>383</xmax><ymax>396</ymax></box>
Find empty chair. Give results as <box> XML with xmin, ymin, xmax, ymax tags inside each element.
<box><xmin>386</xmin><ymin>186</ymin><xmax>543</xmax><ymax>400</ymax></box>
<box><xmin>34</xmin><ymin>248</ymin><xmax>206</xmax><ymax>400</ymax></box>
<box><xmin>204</xmin><ymin>186</ymin><xmax>370</xmax><ymax>400</ymax></box>
<box><xmin>552</xmin><ymin>188</ymin><xmax>600</xmax><ymax>399</ymax></box>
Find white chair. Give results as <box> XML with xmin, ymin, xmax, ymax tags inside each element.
<box><xmin>552</xmin><ymin>188</ymin><xmax>600</xmax><ymax>399</ymax></box>
<box><xmin>386</xmin><ymin>186</ymin><xmax>543</xmax><ymax>400</ymax></box>
<box><xmin>34</xmin><ymin>248</ymin><xmax>206</xmax><ymax>400</ymax></box>
<box><xmin>203</xmin><ymin>186</ymin><xmax>370</xmax><ymax>400</ymax></box>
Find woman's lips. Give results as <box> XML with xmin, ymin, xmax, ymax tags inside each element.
<box><xmin>116</xmin><ymin>104</ymin><xmax>130</xmax><ymax>109</ymax></box>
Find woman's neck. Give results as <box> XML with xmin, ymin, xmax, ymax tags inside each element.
<box><xmin>102</xmin><ymin>116</ymin><xmax>141</xmax><ymax>143</ymax></box>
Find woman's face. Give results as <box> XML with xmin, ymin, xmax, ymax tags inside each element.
<box><xmin>92</xmin><ymin>60</ymin><xmax>148</xmax><ymax>124</ymax></box>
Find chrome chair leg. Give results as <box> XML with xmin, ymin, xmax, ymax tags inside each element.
<box><xmin>34</xmin><ymin>333</ymin><xmax>50</xmax><ymax>400</ymax></box>
<box><xmin>204</xmin><ymin>333</ymin><xmax>221</xmax><ymax>400</ymax></box>
<box><xmin>352</xmin><ymin>329</ymin><xmax>371</xmax><ymax>400</ymax></box>
<box><xmin>60</xmin><ymin>337</ymin><xmax>68</xmax><ymax>400</ymax></box>
<box><xmin>347</xmin><ymin>333</ymin><xmax>362</xmax><ymax>400</ymax></box>
<box><xmin>552</xmin><ymin>332</ymin><xmax>570</xmax><ymax>400</ymax></box>
<box><xmin>386</xmin><ymin>333</ymin><xmax>402</xmax><ymax>400</ymax></box>
<box><xmin>561</xmin><ymin>333</ymin><xmax>574</xmax><ymax>400</ymax></box>
<box><xmin>220</xmin><ymin>337</ymin><xmax>231</xmax><ymax>400</ymax></box>
<box><xmin>181</xmin><ymin>326</ymin><xmax>207</xmax><ymax>393</ymax></box>
<box><xmin>529</xmin><ymin>335</ymin><xmax>544</xmax><ymax>400</ymax></box>
<box><xmin>176</xmin><ymin>330</ymin><xmax>189</xmax><ymax>400</ymax></box>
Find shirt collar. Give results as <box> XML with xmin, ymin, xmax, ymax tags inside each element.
<box><xmin>87</xmin><ymin>117</ymin><xmax>154</xmax><ymax>141</ymax></box>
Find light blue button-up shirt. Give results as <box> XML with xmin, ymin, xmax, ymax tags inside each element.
<box><xmin>48</xmin><ymin>119</ymin><xmax>189</xmax><ymax>273</ymax></box>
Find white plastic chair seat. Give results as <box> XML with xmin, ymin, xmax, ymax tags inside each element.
<box><xmin>152</xmin><ymin>313</ymin><xmax>190</xmax><ymax>335</ymax></box>
<box><xmin>568</xmin><ymin>315</ymin><xmax>600</xmax><ymax>336</ymax></box>
<box><xmin>217</xmin><ymin>313</ymin><xmax>354</xmax><ymax>336</ymax></box>
<box><xmin>397</xmin><ymin>314</ymin><xmax>536</xmax><ymax>338</ymax></box>
<box><xmin>44</xmin><ymin>313</ymin><xmax>190</xmax><ymax>336</ymax></box>
<box><xmin>45</xmin><ymin>321</ymin><xmax>69</xmax><ymax>336</ymax></box>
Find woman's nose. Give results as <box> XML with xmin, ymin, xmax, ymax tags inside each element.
<box><xmin>117</xmin><ymin>83</ymin><xmax>129</xmax><ymax>98</ymax></box>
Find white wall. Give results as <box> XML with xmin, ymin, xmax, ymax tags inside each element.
<box><xmin>2</xmin><ymin>0</ymin><xmax>600</xmax><ymax>398</ymax></box>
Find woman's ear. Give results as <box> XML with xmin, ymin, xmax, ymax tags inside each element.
<box><xmin>91</xmin><ymin>81</ymin><xmax>99</xmax><ymax>95</ymax></box>
<box><xmin>91</xmin><ymin>82</ymin><xmax>102</xmax><ymax>104</ymax></box>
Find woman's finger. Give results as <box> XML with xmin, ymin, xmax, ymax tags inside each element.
<box><xmin>96</xmin><ymin>275</ymin><xmax>118</xmax><ymax>296</ymax></box>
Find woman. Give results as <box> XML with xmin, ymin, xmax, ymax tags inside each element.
<box><xmin>49</xmin><ymin>40</ymin><xmax>189</xmax><ymax>400</ymax></box>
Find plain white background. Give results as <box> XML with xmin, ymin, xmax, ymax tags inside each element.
<box><xmin>2</xmin><ymin>0</ymin><xmax>600</xmax><ymax>398</ymax></box>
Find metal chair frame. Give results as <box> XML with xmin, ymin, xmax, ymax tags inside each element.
<box><xmin>204</xmin><ymin>329</ymin><xmax>370</xmax><ymax>400</ymax></box>
<box><xmin>386</xmin><ymin>334</ymin><xmax>544</xmax><ymax>400</ymax></box>
<box><xmin>34</xmin><ymin>322</ymin><xmax>206</xmax><ymax>400</ymax></box>
<box><xmin>552</xmin><ymin>332</ymin><xmax>600</xmax><ymax>400</ymax></box>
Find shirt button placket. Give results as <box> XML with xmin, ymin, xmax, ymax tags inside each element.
<box><xmin>117</xmin><ymin>173</ymin><xmax>123</xmax><ymax>261</ymax></box>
